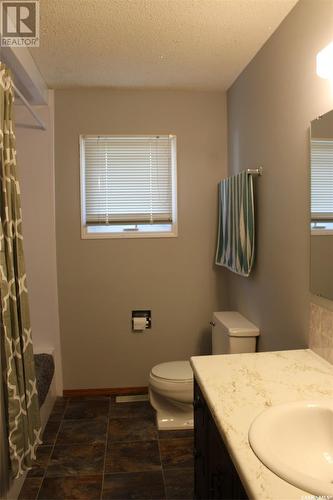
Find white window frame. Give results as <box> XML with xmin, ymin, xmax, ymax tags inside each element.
<box><xmin>79</xmin><ymin>135</ymin><xmax>178</xmax><ymax>239</ymax></box>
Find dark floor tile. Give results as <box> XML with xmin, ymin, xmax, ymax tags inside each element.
<box><xmin>158</xmin><ymin>429</ymin><xmax>193</xmax><ymax>440</ymax></box>
<box><xmin>164</xmin><ymin>468</ymin><xmax>194</xmax><ymax>499</ymax></box>
<box><xmin>46</xmin><ymin>443</ymin><xmax>105</xmax><ymax>477</ymax></box>
<box><xmin>56</xmin><ymin>418</ymin><xmax>107</xmax><ymax>445</ymax></box>
<box><xmin>37</xmin><ymin>475</ymin><xmax>102</xmax><ymax>499</ymax></box>
<box><xmin>109</xmin><ymin>401</ymin><xmax>154</xmax><ymax>419</ymax></box>
<box><xmin>18</xmin><ymin>477</ymin><xmax>43</xmax><ymax>500</ymax></box>
<box><xmin>42</xmin><ymin>421</ymin><xmax>61</xmax><ymax>445</ymax></box>
<box><xmin>159</xmin><ymin>438</ymin><xmax>193</xmax><ymax>469</ymax></box>
<box><xmin>27</xmin><ymin>446</ymin><xmax>53</xmax><ymax>477</ymax></box>
<box><xmin>108</xmin><ymin>416</ymin><xmax>157</xmax><ymax>442</ymax></box>
<box><xmin>64</xmin><ymin>398</ymin><xmax>109</xmax><ymax>420</ymax></box>
<box><xmin>48</xmin><ymin>398</ymin><xmax>68</xmax><ymax>422</ymax></box>
<box><xmin>102</xmin><ymin>471</ymin><xmax>165</xmax><ymax>499</ymax></box>
<box><xmin>20</xmin><ymin>395</ymin><xmax>195</xmax><ymax>500</ymax></box>
<box><xmin>54</xmin><ymin>397</ymin><xmax>69</xmax><ymax>409</ymax></box>
<box><xmin>105</xmin><ymin>440</ymin><xmax>161</xmax><ymax>473</ymax></box>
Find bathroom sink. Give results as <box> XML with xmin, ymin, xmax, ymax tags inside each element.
<box><xmin>248</xmin><ymin>400</ymin><xmax>333</xmax><ymax>497</ymax></box>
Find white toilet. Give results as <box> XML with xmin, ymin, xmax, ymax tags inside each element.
<box><xmin>149</xmin><ymin>311</ymin><xmax>260</xmax><ymax>430</ymax></box>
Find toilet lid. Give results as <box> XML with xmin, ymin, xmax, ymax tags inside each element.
<box><xmin>151</xmin><ymin>361</ymin><xmax>193</xmax><ymax>382</ymax></box>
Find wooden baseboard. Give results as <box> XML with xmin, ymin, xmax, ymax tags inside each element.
<box><xmin>63</xmin><ymin>386</ymin><xmax>148</xmax><ymax>397</ymax></box>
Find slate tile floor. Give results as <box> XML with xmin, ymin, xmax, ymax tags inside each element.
<box><xmin>19</xmin><ymin>396</ymin><xmax>193</xmax><ymax>500</ymax></box>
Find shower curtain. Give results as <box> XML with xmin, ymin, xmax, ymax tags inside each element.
<box><xmin>0</xmin><ymin>63</ymin><xmax>41</xmax><ymax>479</ymax></box>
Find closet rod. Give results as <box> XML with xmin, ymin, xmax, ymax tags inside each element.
<box><xmin>13</xmin><ymin>84</ymin><xmax>46</xmax><ymax>131</ymax></box>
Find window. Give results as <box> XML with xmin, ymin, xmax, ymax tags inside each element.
<box><xmin>80</xmin><ymin>135</ymin><xmax>177</xmax><ymax>239</ymax></box>
<box><xmin>311</xmin><ymin>138</ymin><xmax>333</xmax><ymax>234</ymax></box>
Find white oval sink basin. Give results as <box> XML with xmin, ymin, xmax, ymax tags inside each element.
<box><xmin>249</xmin><ymin>400</ymin><xmax>333</xmax><ymax>497</ymax></box>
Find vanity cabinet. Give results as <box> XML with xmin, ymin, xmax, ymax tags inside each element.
<box><xmin>194</xmin><ymin>379</ymin><xmax>248</xmax><ymax>500</ymax></box>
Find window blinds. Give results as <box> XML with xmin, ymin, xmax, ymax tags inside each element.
<box><xmin>82</xmin><ymin>135</ymin><xmax>173</xmax><ymax>225</ymax></box>
<box><xmin>311</xmin><ymin>138</ymin><xmax>333</xmax><ymax>219</ymax></box>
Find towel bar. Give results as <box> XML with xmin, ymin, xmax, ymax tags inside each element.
<box><xmin>246</xmin><ymin>166</ymin><xmax>263</xmax><ymax>176</ymax></box>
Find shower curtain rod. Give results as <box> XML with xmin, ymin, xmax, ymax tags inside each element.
<box><xmin>13</xmin><ymin>84</ymin><xmax>46</xmax><ymax>131</ymax></box>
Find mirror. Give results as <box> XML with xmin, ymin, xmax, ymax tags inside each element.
<box><xmin>310</xmin><ymin>110</ymin><xmax>333</xmax><ymax>299</ymax></box>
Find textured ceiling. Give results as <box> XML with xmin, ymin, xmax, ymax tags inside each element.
<box><xmin>31</xmin><ymin>0</ymin><xmax>298</xmax><ymax>90</ymax></box>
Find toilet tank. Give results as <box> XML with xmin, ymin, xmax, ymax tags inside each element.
<box><xmin>212</xmin><ymin>311</ymin><xmax>260</xmax><ymax>355</ymax></box>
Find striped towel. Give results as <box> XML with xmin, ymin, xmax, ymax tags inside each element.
<box><xmin>215</xmin><ymin>171</ymin><xmax>255</xmax><ymax>276</ymax></box>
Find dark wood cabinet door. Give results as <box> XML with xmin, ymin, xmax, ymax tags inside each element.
<box><xmin>208</xmin><ymin>413</ymin><xmax>247</xmax><ymax>500</ymax></box>
<box><xmin>194</xmin><ymin>380</ymin><xmax>208</xmax><ymax>499</ymax></box>
<box><xmin>208</xmin><ymin>413</ymin><xmax>233</xmax><ymax>499</ymax></box>
<box><xmin>194</xmin><ymin>378</ymin><xmax>248</xmax><ymax>500</ymax></box>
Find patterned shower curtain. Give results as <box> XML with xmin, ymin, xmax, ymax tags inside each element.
<box><xmin>0</xmin><ymin>63</ymin><xmax>41</xmax><ymax>478</ymax></box>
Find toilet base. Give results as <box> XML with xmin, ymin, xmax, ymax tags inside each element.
<box><xmin>149</xmin><ymin>387</ymin><xmax>193</xmax><ymax>430</ymax></box>
<box><xmin>155</xmin><ymin>408</ymin><xmax>193</xmax><ymax>430</ymax></box>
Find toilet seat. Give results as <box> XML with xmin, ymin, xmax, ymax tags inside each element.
<box><xmin>149</xmin><ymin>360</ymin><xmax>193</xmax><ymax>405</ymax></box>
<box><xmin>151</xmin><ymin>361</ymin><xmax>193</xmax><ymax>382</ymax></box>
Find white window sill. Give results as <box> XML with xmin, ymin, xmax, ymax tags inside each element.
<box><xmin>81</xmin><ymin>224</ymin><xmax>178</xmax><ymax>239</ymax></box>
<box><xmin>311</xmin><ymin>221</ymin><xmax>333</xmax><ymax>235</ymax></box>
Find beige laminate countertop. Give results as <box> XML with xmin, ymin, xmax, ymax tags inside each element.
<box><xmin>190</xmin><ymin>349</ymin><xmax>333</xmax><ymax>500</ymax></box>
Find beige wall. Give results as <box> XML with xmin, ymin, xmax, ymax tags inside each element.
<box><xmin>15</xmin><ymin>90</ymin><xmax>63</xmax><ymax>394</ymax></box>
<box><xmin>227</xmin><ymin>0</ymin><xmax>333</xmax><ymax>352</ymax></box>
<box><xmin>311</xmin><ymin>235</ymin><xmax>333</xmax><ymax>299</ymax></box>
<box><xmin>55</xmin><ymin>89</ymin><xmax>228</xmax><ymax>389</ymax></box>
